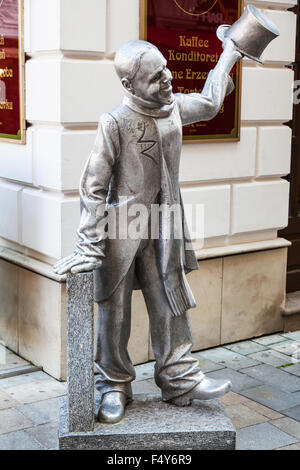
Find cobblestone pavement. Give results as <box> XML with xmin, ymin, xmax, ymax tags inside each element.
<box><xmin>1</xmin><ymin>331</ymin><xmax>300</xmax><ymax>450</ymax></box>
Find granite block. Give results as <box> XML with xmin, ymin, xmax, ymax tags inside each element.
<box><xmin>66</xmin><ymin>272</ymin><xmax>94</xmax><ymax>433</ymax></box>
<box><xmin>59</xmin><ymin>395</ymin><xmax>236</xmax><ymax>450</ymax></box>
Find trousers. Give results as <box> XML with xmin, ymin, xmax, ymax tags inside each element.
<box><xmin>94</xmin><ymin>238</ymin><xmax>204</xmax><ymax>401</ymax></box>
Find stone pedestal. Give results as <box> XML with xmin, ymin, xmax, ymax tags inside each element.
<box><xmin>66</xmin><ymin>272</ymin><xmax>94</xmax><ymax>433</ymax></box>
<box><xmin>58</xmin><ymin>394</ymin><xmax>236</xmax><ymax>450</ymax></box>
<box><xmin>59</xmin><ymin>272</ymin><xmax>236</xmax><ymax>450</ymax></box>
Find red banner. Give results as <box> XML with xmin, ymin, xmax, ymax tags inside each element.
<box><xmin>0</xmin><ymin>0</ymin><xmax>24</xmax><ymax>143</ymax></box>
<box><xmin>141</xmin><ymin>0</ymin><xmax>242</xmax><ymax>141</ymax></box>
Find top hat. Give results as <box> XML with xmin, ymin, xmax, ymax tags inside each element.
<box><xmin>216</xmin><ymin>4</ymin><xmax>280</xmax><ymax>64</ymax></box>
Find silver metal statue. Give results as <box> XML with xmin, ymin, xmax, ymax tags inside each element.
<box><xmin>54</xmin><ymin>5</ymin><xmax>279</xmax><ymax>424</ymax></box>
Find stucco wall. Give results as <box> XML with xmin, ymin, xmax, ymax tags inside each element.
<box><xmin>0</xmin><ymin>0</ymin><xmax>296</xmax><ymax>263</ymax></box>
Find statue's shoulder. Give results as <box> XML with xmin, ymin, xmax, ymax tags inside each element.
<box><xmin>108</xmin><ymin>102</ymin><xmax>133</xmax><ymax>123</ymax></box>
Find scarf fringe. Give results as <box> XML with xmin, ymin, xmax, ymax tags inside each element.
<box><xmin>166</xmin><ymin>282</ymin><xmax>196</xmax><ymax>317</ymax></box>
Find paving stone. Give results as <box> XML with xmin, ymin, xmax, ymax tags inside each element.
<box><xmin>5</xmin><ymin>379</ymin><xmax>67</xmax><ymax>404</ymax></box>
<box><xmin>252</xmin><ymin>334</ymin><xmax>286</xmax><ymax>346</ymax></box>
<box><xmin>192</xmin><ymin>354</ymin><xmax>226</xmax><ymax>373</ymax></box>
<box><xmin>271</xmin><ymin>417</ymin><xmax>300</xmax><ymax>440</ymax></box>
<box><xmin>0</xmin><ymin>390</ymin><xmax>20</xmax><ymax>410</ymax></box>
<box><xmin>282</xmin><ymin>331</ymin><xmax>300</xmax><ymax>342</ymax></box>
<box><xmin>224</xmin><ymin>403</ymin><xmax>268</xmax><ymax>429</ymax></box>
<box><xmin>269</xmin><ymin>340</ymin><xmax>300</xmax><ymax>359</ymax></box>
<box><xmin>206</xmin><ymin>368</ymin><xmax>262</xmax><ymax>393</ymax></box>
<box><xmin>0</xmin><ymin>430</ymin><xmax>45</xmax><ymax>450</ymax></box>
<box><xmin>16</xmin><ymin>397</ymin><xmax>60</xmax><ymax>425</ymax></box>
<box><xmin>26</xmin><ymin>422</ymin><xmax>59</xmax><ymax>450</ymax></box>
<box><xmin>282</xmin><ymin>405</ymin><xmax>300</xmax><ymax>422</ymax></box>
<box><xmin>275</xmin><ymin>443</ymin><xmax>300</xmax><ymax>450</ymax></box>
<box><xmin>219</xmin><ymin>391</ymin><xmax>249</xmax><ymax>406</ymax></box>
<box><xmin>0</xmin><ymin>371</ymin><xmax>57</xmax><ymax>389</ymax></box>
<box><xmin>135</xmin><ymin>362</ymin><xmax>155</xmax><ymax>382</ymax></box>
<box><xmin>0</xmin><ymin>408</ymin><xmax>33</xmax><ymax>435</ymax></box>
<box><xmin>0</xmin><ymin>350</ymin><xmax>29</xmax><ymax>371</ymax></box>
<box><xmin>225</xmin><ymin>341</ymin><xmax>267</xmax><ymax>355</ymax></box>
<box><xmin>279</xmin><ymin>364</ymin><xmax>300</xmax><ymax>377</ymax></box>
<box><xmin>239</xmin><ymin>385</ymin><xmax>300</xmax><ymax>412</ymax></box>
<box><xmin>240</xmin><ymin>364</ymin><xmax>300</xmax><ymax>393</ymax></box>
<box><xmin>0</xmin><ymin>365</ymin><xmax>42</xmax><ymax>379</ymax></box>
<box><xmin>132</xmin><ymin>379</ymin><xmax>161</xmax><ymax>396</ymax></box>
<box><xmin>197</xmin><ymin>347</ymin><xmax>260</xmax><ymax>370</ymax></box>
<box><xmin>236</xmin><ymin>422</ymin><xmax>298</xmax><ymax>450</ymax></box>
<box><xmin>247</xmin><ymin>350</ymin><xmax>292</xmax><ymax>368</ymax></box>
<box><xmin>242</xmin><ymin>399</ymin><xmax>283</xmax><ymax>420</ymax></box>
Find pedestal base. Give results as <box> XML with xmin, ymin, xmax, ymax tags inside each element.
<box><xmin>58</xmin><ymin>395</ymin><xmax>236</xmax><ymax>450</ymax></box>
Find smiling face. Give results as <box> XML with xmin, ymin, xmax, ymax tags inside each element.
<box><xmin>129</xmin><ymin>49</ymin><xmax>174</xmax><ymax>106</ymax></box>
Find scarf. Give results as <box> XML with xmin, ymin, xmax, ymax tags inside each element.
<box><xmin>123</xmin><ymin>91</ymin><xmax>196</xmax><ymax>317</ymax></box>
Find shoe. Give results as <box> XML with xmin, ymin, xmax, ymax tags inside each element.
<box><xmin>97</xmin><ymin>391</ymin><xmax>130</xmax><ymax>424</ymax></box>
<box><xmin>168</xmin><ymin>377</ymin><xmax>232</xmax><ymax>406</ymax></box>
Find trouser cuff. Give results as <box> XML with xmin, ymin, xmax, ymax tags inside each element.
<box><xmin>95</xmin><ymin>380</ymin><xmax>133</xmax><ymax>400</ymax></box>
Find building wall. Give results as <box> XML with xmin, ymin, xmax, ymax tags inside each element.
<box><xmin>0</xmin><ymin>0</ymin><xmax>296</xmax><ymax>259</ymax></box>
<box><xmin>0</xmin><ymin>0</ymin><xmax>297</xmax><ymax>379</ymax></box>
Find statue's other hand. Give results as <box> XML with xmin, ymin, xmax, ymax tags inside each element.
<box><xmin>222</xmin><ymin>37</ymin><xmax>243</xmax><ymax>60</ymax></box>
<box><xmin>53</xmin><ymin>252</ymin><xmax>102</xmax><ymax>275</ymax></box>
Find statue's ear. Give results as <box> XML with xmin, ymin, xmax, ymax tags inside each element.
<box><xmin>121</xmin><ymin>77</ymin><xmax>134</xmax><ymax>94</ymax></box>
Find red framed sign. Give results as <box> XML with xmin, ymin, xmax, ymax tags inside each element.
<box><xmin>140</xmin><ymin>0</ymin><xmax>242</xmax><ymax>142</ymax></box>
<box><xmin>0</xmin><ymin>0</ymin><xmax>25</xmax><ymax>144</ymax></box>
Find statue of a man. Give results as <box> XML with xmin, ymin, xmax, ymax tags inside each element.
<box><xmin>54</xmin><ymin>37</ymin><xmax>242</xmax><ymax>424</ymax></box>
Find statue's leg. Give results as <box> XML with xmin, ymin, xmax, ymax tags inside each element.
<box><xmin>137</xmin><ymin>240</ymin><xmax>231</xmax><ymax>403</ymax></box>
<box><xmin>94</xmin><ymin>260</ymin><xmax>136</xmax><ymax>422</ymax></box>
<box><xmin>136</xmin><ymin>240</ymin><xmax>204</xmax><ymax>401</ymax></box>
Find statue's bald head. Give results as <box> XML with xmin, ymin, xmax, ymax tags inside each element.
<box><xmin>114</xmin><ymin>40</ymin><xmax>159</xmax><ymax>82</ymax></box>
<box><xmin>114</xmin><ymin>39</ymin><xmax>174</xmax><ymax>106</ymax></box>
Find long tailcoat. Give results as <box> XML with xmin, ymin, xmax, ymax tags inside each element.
<box><xmin>76</xmin><ymin>68</ymin><xmax>234</xmax><ymax>315</ymax></box>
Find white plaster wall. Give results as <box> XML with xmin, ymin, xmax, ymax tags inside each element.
<box><xmin>0</xmin><ymin>0</ymin><xmax>296</xmax><ymax>261</ymax></box>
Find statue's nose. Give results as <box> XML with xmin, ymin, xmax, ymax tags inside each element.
<box><xmin>162</xmin><ymin>69</ymin><xmax>171</xmax><ymax>83</ymax></box>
